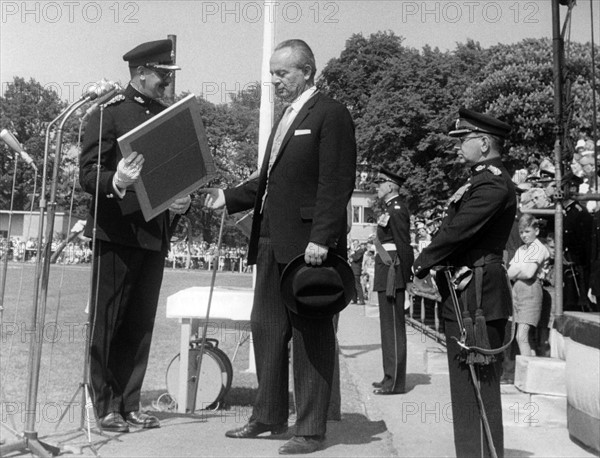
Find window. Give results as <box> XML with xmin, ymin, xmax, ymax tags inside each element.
<box><xmin>352</xmin><ymin>206</ymin><xmax>361</xmax><ymax>223</ymax></box>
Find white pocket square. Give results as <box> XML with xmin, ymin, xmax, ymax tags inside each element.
<box><xmin>294</xmin><ymin>129</ymin><xmax>311</xmax><ymax>136</ymax></box>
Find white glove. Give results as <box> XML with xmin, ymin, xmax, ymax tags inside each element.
<box><xmin>114</xmin><ymin>152</ymin><xmax>144</xmax><ymax>190</ymax></box>
<box><xmin>169</xmin><ymin>195</ymin><xmax>191</xmax><ymax>214</ymax></box>
<box><xmin>70</xmin><ymin>220</ymin><xmax>86</xmax><ymax>233</ymax></box>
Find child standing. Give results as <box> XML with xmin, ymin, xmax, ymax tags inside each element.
<box><xmin>507</xmin><ymin>214</ymin><xmax>550</xmax><ymax>356</ymax></box>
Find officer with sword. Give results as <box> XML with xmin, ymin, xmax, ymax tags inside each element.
<box><xmin>413</xmin><ymin>108</ymin><xmax>516</xmax><ymax>458</ymax></box>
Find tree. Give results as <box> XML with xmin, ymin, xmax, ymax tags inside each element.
<box><xmin>319</xmin><ymin>31</ymin><xmax>406</xmax><ymax>118</ymax></box>
<box><xmin>320</xmin><ymin>35</ymin><xmax>599</xmax><ymax>217</ymax></box>
<box><xmin>0</xmin><ymin>77</ymin><xmax>69</xmax><ymax>211</ymax></box>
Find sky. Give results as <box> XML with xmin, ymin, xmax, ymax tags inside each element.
<box><xmin>1</xmin><ymin>0</ymin><xmax>598</xmax><ymax>105</ymax></box>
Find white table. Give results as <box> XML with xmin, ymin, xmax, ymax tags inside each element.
<box><xmin>166</xmin><ymin>286</ymin><xmax>254</xmax><ymax>413</ymax></box>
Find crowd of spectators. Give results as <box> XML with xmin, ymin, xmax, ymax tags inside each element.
<box><xmin>166</xmin><ymin>241</ymin><xmax>249</xmax><ymax>272</ymax></box>
<box><xmin>0</xmin><ymin>235</ymin><xmax>251</xmax><ymax>272</ymax></box>
<box><xmin>0</xmin><ymin>235</ymin><xmax>92</xmax><ymax>264</ymax></box>
<box><xmin>515</xmin><ymin>138</ymin><xmax>599</xmax><ymax>213</ymax></box>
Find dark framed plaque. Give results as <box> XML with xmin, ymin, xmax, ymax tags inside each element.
<box><xmin>117</xmin><ymin>94</ymin><xmax>215</xmax><ymax>221</ymax></box>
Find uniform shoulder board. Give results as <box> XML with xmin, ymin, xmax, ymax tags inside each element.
<box><xmin>487</xmin><ymin>165</ymin><xmax>501</xmax><ymax>176</ymax></box>
<box><xmin>104</xmin><ymin>94</ymin><xmax>125</xmax><ymax>107</ymax></box>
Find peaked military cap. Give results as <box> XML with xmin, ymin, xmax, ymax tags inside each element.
<box><xmin>374</xmin><ymin>168</ymin><xmax>404</xmax><ymax>186</ymax></box>
<box><xmin>449</xmin><ymin>107</ymin><xmax>511</xmax><ymax>138</ymax></box>
<box><xmin>123</xmin><ymin>39</ymin><xmax>180</xmax><ymax>70</ymax></box>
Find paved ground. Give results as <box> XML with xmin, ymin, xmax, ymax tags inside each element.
<box><xmin>5</xmin><ymin>300</ymin><xmax>597</xmax><ymax>457</ymax></box>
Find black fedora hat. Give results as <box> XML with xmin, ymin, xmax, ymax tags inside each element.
<box><xmin>280</xmin><ymin>253</ymin><xmax>355</xmax><ymax>319</ymax></box>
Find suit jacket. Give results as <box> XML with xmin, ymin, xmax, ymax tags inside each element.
<box><xmin>413</xmin><ymin>157</ymin><xmax>516</xmax><ymax>321</ymax></box>
<box><xmin>79</xmin><ymin>84</ymin><xmax>170</xmax><ymax>253</ymax></box>
<box><xmin>349</xmin><ymin>247</ymin><xmax>365</xmax><ymax>275</ymax></box>
<box><xmin>373</xmin><ymin>196</ymin><xmax>414</xmax><ymax>291</ymax></box>
<box><xmin>225</xmin><ymin>92</ymin><xmax>356</xmax><ymax>265</ymax></box>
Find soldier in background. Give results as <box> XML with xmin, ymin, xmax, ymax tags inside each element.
<box><xmin>371</xmin><ymin>169</ymin><xmax>413</xmax><ymax>395</ymax></box>
<box><xmin>349</xmin><ymin>239</ymin><xmax>366</xmax><ymax>305</ymax></box>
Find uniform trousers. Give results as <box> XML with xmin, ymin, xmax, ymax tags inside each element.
<box><xmin>89</xmin><ymin>240</ymin><xmax>165</xmax><ymax>418</ymax></box>
<box><xmin>377</xmin><ymin>290</ymin><xmax>407</xmax><ymax>392</ymax></box>
<box><xmin>250</xmin><ymin>237</ymin><xmax>336</xmax><ymax>436</ymax></box>
<box><xmin>445</xmin><ymin>319</ymin><xmax>506</xmax><ymax>458</ymax></box>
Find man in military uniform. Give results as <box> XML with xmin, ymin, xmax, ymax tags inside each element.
<box><xmin>79</xmin><ymin>39</ymin><xmax>191</xmax><ymax>433</ymax></box>
<box><xmin>372</xmin><ymin>169</ymin><xmax>413</xmax><ymax>395</ymax></box>
<box><xmin>413</xmin><ymin>108</ymin><xmax>516</xmax><ymax>457</ymax></box>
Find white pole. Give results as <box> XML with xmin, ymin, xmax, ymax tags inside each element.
<box><xmin>257</xmin><ymin>0</ymin><xmax>275</xmax><ymax>167</ymax></box>
<box><xmin>246</xmin><ymin>0</ymin><xmax>276</xmax><ymax>374</ymax></box>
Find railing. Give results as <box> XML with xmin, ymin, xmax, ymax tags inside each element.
<box><xmin>407</xmin><ymin>292</ymin><xmax>446</xmax><ymax>345</ymax></box>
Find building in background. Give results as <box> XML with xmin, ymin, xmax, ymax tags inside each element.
<box><xmin>349</xmin><ymin>189</ymin><xmax>376</xmax><ymax>241</ymax></box>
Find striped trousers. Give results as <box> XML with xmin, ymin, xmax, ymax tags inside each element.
<box><xmin>250</xmin><ymin>237</ymin><xmax>336</xmax><ymax>436</ymax></box>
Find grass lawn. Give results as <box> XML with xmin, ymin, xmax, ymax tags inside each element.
<box><xmin>0</xmin><ymin>262</ymin><xmax>257</xmax><ymax>436</ymax></box>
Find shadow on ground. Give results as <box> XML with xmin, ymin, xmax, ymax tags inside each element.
<box><xmin>325</xmin><ymin>413</ymin><xmax>387</xmax><ymax>447</ymax></box>
<box><xmin>339</xmin><ymin>343</ymin><xmax>381</xmax><ymax>358</ymax></box>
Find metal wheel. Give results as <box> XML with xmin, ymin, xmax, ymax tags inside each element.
<box><xmin>166</xmin><ymin>340</ymin><xmax>233</xmax><ymax>412</ymax></box>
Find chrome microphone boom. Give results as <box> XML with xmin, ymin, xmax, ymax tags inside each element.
<box><xmin>0</xmin><ymin>129</ymin><xmax>38</xmax><ymax>170</ymax></box>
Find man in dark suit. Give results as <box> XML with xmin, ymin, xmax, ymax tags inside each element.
<box><xmin>413</xmin><ymin>108</ymin><xmax>516</xmax><ymax>458</ymax></box>
<box><xmin>80</xmin><ymin>39</ymin><xmax>191</xmax><ymax>433</ymax></box>
<box><xmin>349</xmin><ymin>240</ymin><xmax>366</xmax><ymax>305</ymax></box>
<box><xmin>371</xmin><ymin>169</ymin><xmax>413</xmax><ymax>395</ymax></box>
<box><xmin>201</xmin><ymin>39</ymin><xmax>356</xmax><ymax>455</ymax></box>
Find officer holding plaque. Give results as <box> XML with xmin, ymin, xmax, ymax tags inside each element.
<box><xmin>80</xmin><ymin>39</ymin><xmax>190</xmax><ymax>433</ymax></box>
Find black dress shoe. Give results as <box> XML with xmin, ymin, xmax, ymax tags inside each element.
<box><xmin>373</xmin><ymin>387</ymin><xmax>405</xmax><ymax>395</ymax></box>
<box><xmin>372</xmin><ymin>381</ymin><xmax>383</xmax><ymax>388</ymax></box>
<box><xmin>278</xmin><ymin>435</ymin><xmax>324</xmax><ymax>455</ymax></box>
<box><xmin>100</xmin><ymin>412</ymin><xmax>129</xmax><ymax>433</ymax></box>
<box><xmin>225</xmin><ymin>421</ymin><xmax>287</xmax><ymax>438</ymax></box>
<box><xmin>125</xmin><ymin>411</ymin><xmax>160</xmax><ymax>429</ymax></box>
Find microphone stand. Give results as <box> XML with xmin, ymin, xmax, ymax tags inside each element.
<box><xmin>0</xmin><ymin>156</ymin><xmax>23</xmax><ymax>442</ymax></box>
<box><xmin>0</xmin><ymin>155</ymin><xmax>20</xmax><ymax>316</ymax></box>
<box><xmin>0</xmin><ymin>95</ymin><xmax>90</xmax><ymax>458</ymax></box>
<box><xmin>54</xmin><ymin>105</ymin><xmax>110</xmax><ymax>456</ymax></box>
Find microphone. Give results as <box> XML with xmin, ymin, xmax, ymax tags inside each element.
<box><xmin>83</xmin><ymin>82</ymin><xmax>122</xmax><ymax>120</ymax></box>
<box><xmin>83</xmin><ymin>79</ymin><xmax>120</xmax><ymax>100</ymax></box>
<box><xmin>0</xmin><ymin>129</ymin><xmax>38</xmax><ymax>170</ymax></box>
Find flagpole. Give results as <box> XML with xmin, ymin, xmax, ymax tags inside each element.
<box><xmin>244</xmin><ymin>1</ymin><xmax>275</xmax><ymax>375</ymax></box>
<box><xmin>258</xmin><ymin>0</ymin><xmax>275</xmax><ymax>167</ymax></box>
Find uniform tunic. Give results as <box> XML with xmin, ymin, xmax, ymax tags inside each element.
<box><xmin>373</xmin><ymin>195</ymin><xmax>413</xmax><ymax>393</ymax></box>
<box><xmin>414</xmin><ymin>157</ymin><xmax>516</xmax><ymax>458</ymax></box>
<box><xmin>79</xmin><ymin>84</ymin><xmax>171</xmax><ymax>418</ymax></box>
